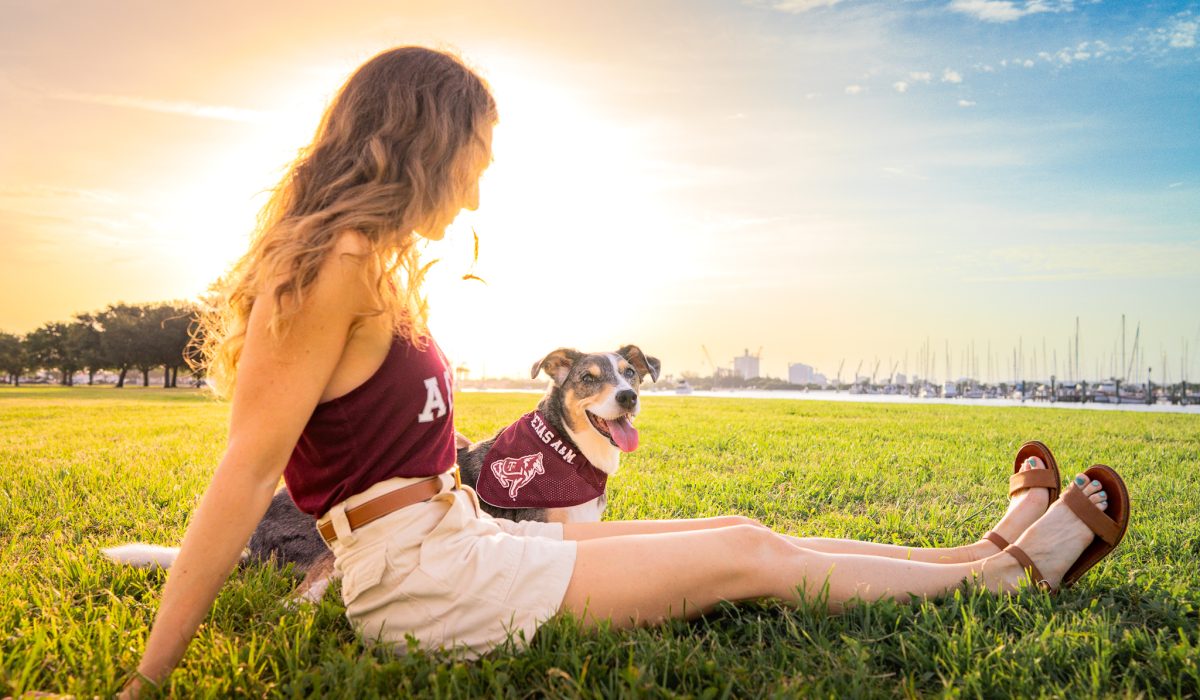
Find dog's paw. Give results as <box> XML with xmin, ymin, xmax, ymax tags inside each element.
<box><xmin>285</xmin><ymin>576</ymin><xmax>333</xmax><ymax>609</ymax></box>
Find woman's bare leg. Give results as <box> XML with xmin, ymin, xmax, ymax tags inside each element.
<box><xmin>565</xmin><ymin>456</ymin><xmax>1055</xmax><ymax>564</ymax></box>
<box><xmin>560</xmin><ymin>475</ymin><xmax>1107</xmax><ymax>628</ymax></box>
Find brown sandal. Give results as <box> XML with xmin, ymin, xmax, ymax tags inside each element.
<box><xmin>982</xmin><ymin>441</ymin><xmax>1062</xmax><ymax>550</ymax></box>
<box><xmin>1002</xmin><ymin>464</ymin><xmax>1130</xmax><ymax>590</ymax></box>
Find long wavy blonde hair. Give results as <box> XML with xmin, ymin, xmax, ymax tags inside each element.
<box><xmin>195</xmin><ymin>47</ymin><xmax>496</xmax><ymax>398</ymax></box>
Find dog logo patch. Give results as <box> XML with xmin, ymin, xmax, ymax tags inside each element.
<box><xmin>490</xmin><ymin>452</ymin><xmax>545</xmax><ymax>499</ymax></box>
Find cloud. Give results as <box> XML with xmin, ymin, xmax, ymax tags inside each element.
<box><xmin>1154</xmin><ymin>14</ymin><xmax>1198</xmax><ymax>49</ymax></box>
<box><xmin>1017</xmin><ymin>15</ymin><xmax>1194</xmax><ymax>68</ymax></box>
<box><xmin>1168</xmin><ymin>182</ymin><xmax>1184</xmax><ymax>188</ymax></box>
<box><xmin>958</xmin><ymin>99</ymin><xmax>977</xmax><ymax>107</ymax></box>
<box><xmin>980</xmin><ymin>241</ymin><xmax>1200</xmax><ymax>281</ymax></box>
<box><xmin>748</xmin><ymin>0</ymin><xmax>843</xmax><ymax>13</ymax></box>
<box><xmin>49</xmin><ymin>91</ymin><xmax>270</xmax><ymax>123</ymax></box>
<box><xmin>909</xmin><ymin>71</ymin><xmax>933</xmax><ymax>83</ymax></box>
<box><xmin>0</xmin><ymin>185</ymin><xmax>122</xmax><ymax>204</ymax></box>
<box><xmin>948</xmin><ymin>0</ymin><xmax>1073</xmax><ymax>24</ymax></box>
<box><xmin>844</xmin><ymin>84</ymin><xmax>864</xmax><ymax>95</ymax></box>
<box><xmin>1169</xmin><ymin>19</ymin><xmax>1198</xmax><ymax>48</ymax></box>
<box><xmin>1034</xmin><ymin>40</ymin><xmax>1113</xmax><ymax>66</ymax></box>
<box><xmin>893</xmin><ymin>81</ymin><xmax>909</xmax><ymax>93</ymax></box>
<box><xmin>942</xmin><ymin>68</ymin><xmax>963</xmax><ymax>83</ymax></box>
<box><xmin>881</xmin><ymin>166</ymin><xmax>930</xmax><ymax>181</ymax></box>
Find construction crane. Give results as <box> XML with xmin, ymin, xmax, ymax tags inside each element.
<box><xmin>889</xmin><ymin>361</ymin><xmax>900</xmax><ymax>384</ymax></box>
<box><xmin>871</xmin><ymin>358</ymin><xmax>881</xmax><ymax>384</ymax></box>
<box><xmin>854</xmin><ymin>360</ymin><xmax>864</xmax><ymax>383</ymax></box>
<box><xmin>701</xmin><ymin>345</ymin><xmax>717</xmax><ymax>376</ymax></box>
<box><xmin>835</xmin><ymin>359</ymin><xmax>845</xmax><ymax>387</ymax></box>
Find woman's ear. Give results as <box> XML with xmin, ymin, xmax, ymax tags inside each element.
<box><xmin>530</xmin><ymin>348</ymin><xmax>583</xmax><ymax>386</ymax></box>
<box><xmin>617</xmin><ymin>345</ymin><xmax>661</xmax><ymax>383</ymax></box>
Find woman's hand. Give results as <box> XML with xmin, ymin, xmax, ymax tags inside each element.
<box><xmin>117</xmin><ymin>673</ymin><xmax>150</xmax><ymax>699</ymax></box>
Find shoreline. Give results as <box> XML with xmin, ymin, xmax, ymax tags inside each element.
<box><xmin>461</xmin><ymin>387</ymin><xmax>1200</xmax><ymax>415</ymax></box>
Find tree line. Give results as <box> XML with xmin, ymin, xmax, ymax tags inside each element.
<box><xmin>0</xmin><ymin>302</ymin><xmax>201</xmax><ymax>388</ymax></box>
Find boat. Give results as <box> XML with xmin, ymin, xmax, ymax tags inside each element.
<box><xmin>675</xmin><ymin>379</ymin><xmax>694</xmax><ymax>395</ymax></box>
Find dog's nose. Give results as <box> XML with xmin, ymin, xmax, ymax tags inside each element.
<box><xmin>616</xmin><ymin>390</ymin><xmax>638</xmax><ymax>409</ymax></box>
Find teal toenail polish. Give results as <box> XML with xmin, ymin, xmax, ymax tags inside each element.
<box><xmin>1075</xmin><ymin>475</ymin><xmax>1086</xmax><ymax>486</ymax></box>
<box><xmin>1098</xmin><ymin>491</ymin><xmax>1106</xmax><ymax>499</ymax></box>
<box><xmin>1091</xmin><ymin>480</ymin><xmax>1101</xmax><ymax>487</ymax></box>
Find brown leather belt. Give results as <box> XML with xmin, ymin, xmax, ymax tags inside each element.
<box><xmin>318</xmin><ymin>468</ymin><xmax>460</xmax><ymax>545</ymax></box>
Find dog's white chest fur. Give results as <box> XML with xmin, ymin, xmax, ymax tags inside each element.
<box><xmin>552</xmin><ymin>494</ymin><xmax>607</xmax><ymax>523</ymax></box>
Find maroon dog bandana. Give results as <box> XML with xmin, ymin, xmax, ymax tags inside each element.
<box><xmin>474</xmin><ymin>411</ymin><xmax>608</xmax><ymax>509</ymax></box>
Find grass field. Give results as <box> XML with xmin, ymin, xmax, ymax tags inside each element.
<box><xmin>1</xmin><ymin>386</ymin><xmax>1198</xmax><ymax>698</ymax></box>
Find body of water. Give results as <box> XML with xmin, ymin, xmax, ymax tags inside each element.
<box><xmin>465</xmin><ymin>387</ymin><xmax>1200</xmax><ymax>415</ymax></box>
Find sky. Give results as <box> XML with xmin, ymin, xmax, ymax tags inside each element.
<box><xmin>1</xmin><ymin>0</ymin><xmax>1198</xmax><ymax>384</ymax></box>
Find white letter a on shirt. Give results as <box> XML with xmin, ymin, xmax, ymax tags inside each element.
<box><xmin>417</xmin><ymin>376</ymin><xmax>448</xmax><ymax>423</ymax></box>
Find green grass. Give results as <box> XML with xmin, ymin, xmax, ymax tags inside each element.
<box><xmin>1</xmin><ymin>386</ymin><xmax>1198</xmax><ymax>698</ymax></box>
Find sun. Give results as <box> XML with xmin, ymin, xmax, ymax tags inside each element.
<box><xmin>163</xmin><ymin>54</ymin><xmax>686</xmax><ymax>378</ymax></box>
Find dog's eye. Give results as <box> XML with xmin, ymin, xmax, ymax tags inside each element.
<box><xmin>624</xmin><ymin>367</ymin><xmax>636</xmax><ymax>379</ymax></box>
<box><xmin>581</xmin><ymin>373</ymin><xmax>596</xmax><ymax>383</ymax></box>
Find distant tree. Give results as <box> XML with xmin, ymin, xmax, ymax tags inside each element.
<box><xmin>12</xmin><ymin>300</ymin><xmax>206</xmax><ymax>389</ymax></box>
<box><xmin>167</xmin><ymin>302</ymin><xmax>201</xmax><ymax>388</ymax></box>
<box><xmin>145</xmin><ymin>302</ymin><xmax>197</xmax><ymax>388</ymax></box>
<box><xmin>68</xmin><ymin>315</ymin><xmax>106</xmax><ymax>385</ymax></box>
<box><xmin>97</xmin><ymin>304</ymin><xmax>144</xmax><ymax>388</ymax></box>
<box><xmin>131</xmin><ymin>305</ymin><xmax>162</xmax><ymax>387</ymax></box>
<box><xmin>0</xmin><ymin>332</ymin><xmax>27</xmax><ymax>385</ymax></box>
<box><xmin>25</xmin><ymin>322</ymin><xmax>82</xmax><ymax>385</ymax></box>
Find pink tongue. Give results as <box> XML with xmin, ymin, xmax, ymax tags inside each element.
<box><xmin>607</xmin><ymin>416</ymin><xmax>639</xmax><ymax>452</ymax></box>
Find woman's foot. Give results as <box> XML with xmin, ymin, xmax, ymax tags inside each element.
<box><xmin>977</xmin><ymin>455</ymin><xmax>1055</xmax><ymax>554</ymax></box>
<box><xmin>985</xmin><ymin>474</ymin><xmax>1109</xmax><ymax>590</ymax></box>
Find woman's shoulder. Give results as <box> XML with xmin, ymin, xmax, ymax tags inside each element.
<box><xmin>264</xmin><ymin>230</ymin><xmax>377</xmax><ymax>324</ymax></box>
<box><xmin>311</xmin><ymin>230</ymin><xmax>379</xmax><ymax>308</ymax></box>
<box><xmin>332</xmin><ymin>229</ymin><xmax>373</xmax><ymax>258</ymax></box>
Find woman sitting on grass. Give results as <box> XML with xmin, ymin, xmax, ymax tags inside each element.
<box><xmin>121</xmin><ymin>46</ymin><xmax>1127</xmax><ymax>696</ymax></box>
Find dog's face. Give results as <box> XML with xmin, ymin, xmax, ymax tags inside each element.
<box><xmin>531</xmin><ymin>345</ymin><xmax>660</xmax><ymax>474</ymax></box>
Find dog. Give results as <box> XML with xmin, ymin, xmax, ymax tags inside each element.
<box><xmin>105</xmin><ymin>344</ymin><xmax>659</xmax><ymax>604</ymax></box>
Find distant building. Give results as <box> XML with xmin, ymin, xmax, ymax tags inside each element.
<box><xmin>788</xmin><ymin>362</ymin><xmax>816</xmax><ymax>385</ymax></box>
<box><xmin>733</xmin><ymin>349</ymin><xmax>760</xmax><ymax>380</ymax></box>
<box><xmin>894</xmin><ymin>373</ymin><xmax>908</xmax><ymax>386</ymax></box>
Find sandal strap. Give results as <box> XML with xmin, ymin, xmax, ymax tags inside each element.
<box><xmin>1062</xmin><ymin>485</ymin><xmax>1120</xmax><ymax>545</ymax></box>
<box><xmin>1009</xmin><ymin>469</ymin><xmax>1059</xmax><ymax>497</ymax></box>
<box><xmin>983</xmin><ymin>530</ymin><xmax>1010</xmax><ymax>550</ymax></box>
<box><xmin>1003</xmin><ymin>544</ymin><xmax>1049</xmax><ymax>588</ymax></box>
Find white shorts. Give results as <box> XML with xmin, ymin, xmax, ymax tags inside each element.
<box><xmin>318</xmin><ymin>472</ymin><xmax>578</xmax><ymax>658</ymax></box>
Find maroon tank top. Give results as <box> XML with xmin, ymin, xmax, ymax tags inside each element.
<box><xmin>284</xmin><ymin>334</ymin><xmax>456</xmax><ymax>516</ymax></box>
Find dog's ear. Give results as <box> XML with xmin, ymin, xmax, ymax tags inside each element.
<box><xmin>531</xmin><ymin>348</ymin><xmax>583</xmax><ymax>386</ymax></box>
<box><xmin>617</xmin><ymin>345</ymin><xmax>661</xmax><ymax>383</ymax></box>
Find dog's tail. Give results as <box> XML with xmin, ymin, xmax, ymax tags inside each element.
<box><xmin>103</xmin><ymin>543</ymin><xmax>182</xmax><ymax>569</ymax></box>
<box><xmin>104</xmin><ymin>543</ymin><xmax>251</xmax><ymax>570</ymax></box>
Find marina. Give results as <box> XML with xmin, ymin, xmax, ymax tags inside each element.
<box><xmin>463</xmin><ymin>386</ymin><xmax>1200</xmax><ymax>415</ymax></box>
<box><xmin>642</xmin><ymin>387</ymin><xmax>1200</xmax><ymax>415</ymax></box>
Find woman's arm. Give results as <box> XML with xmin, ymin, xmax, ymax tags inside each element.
<box><xmin>123</xmin><ymin>236</ymin><xmax>372</xmax><ymax>695</ymax></box>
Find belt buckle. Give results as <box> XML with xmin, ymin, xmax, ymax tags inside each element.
<box><xmin>452</xmin><ymin>465</ymin><xmax>462</xmax><ymax>490</ymax></box>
